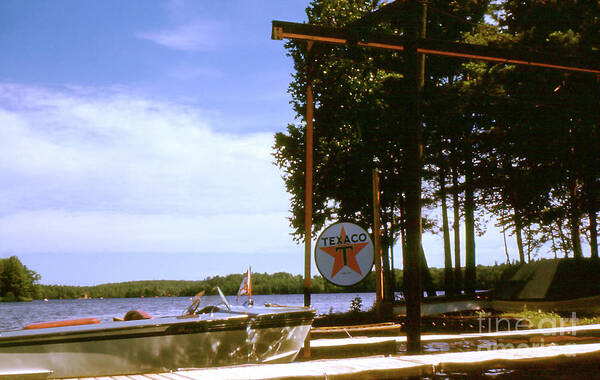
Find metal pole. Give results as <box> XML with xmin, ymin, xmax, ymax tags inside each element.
<box><xmin>304</xmin><ymin>41</ymin><xmax>314</xmax><ymax>308</ymax></box>
<box><xmin>372</xmin><ymin>168</ymin><xmax>383</xmax><ymax>314</ymax></box>
<box><xmin>303</xmin><ymin>41</ymin><xmax>314</xmax><ymax>359</ymax></box>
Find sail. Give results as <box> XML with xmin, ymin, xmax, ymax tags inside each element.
<box><xmin>237</xmin><ymin>266</ymin><xmax>252</xmax><ymax>300</ymax></box>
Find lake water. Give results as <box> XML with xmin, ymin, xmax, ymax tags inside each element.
<box><xmin>0</xmin><ymin>292</ymin><xmax>375</xmax><ymax>331</ymax></box>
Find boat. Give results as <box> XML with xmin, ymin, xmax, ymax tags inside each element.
<box><xmin>489</xmin><ymin>258</ymin><xmax>600</xmax><ymax>314</ymax></box>
<box><xmin>0</xmin><ymin>288</ymin><xmax>315</xmax><ymax>379</ymax></box>
<box><xmin>393</xmin><ymin>292</ymin><xmax>490</xmax><ymax>316</ymax></box>
<box><xmin>489</xmin><ymin>294</ymin><xmax>600</xmax><ymax>313</ymax></box>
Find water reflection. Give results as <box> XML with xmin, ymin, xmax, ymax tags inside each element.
<box><xmin>424</xmin><ymin>365</ymin><xmax>600</xmax><ymax>379</ymax></box>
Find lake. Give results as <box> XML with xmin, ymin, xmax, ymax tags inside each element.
<box><xmin>0</xmin><ymin>292</ymin><xmax>375</xmax><ymax>331</ymax></box>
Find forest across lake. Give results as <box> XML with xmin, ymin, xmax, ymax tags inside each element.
<box><xmin>1</xmin><ymin>255</ymin><xmax>520</xmax><ymax>301</ymax></box>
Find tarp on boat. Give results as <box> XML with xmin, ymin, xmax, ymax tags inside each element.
<box><xmin>494</xmin><ymin>258</ymin><xmax>600</xmax><ymax>300</ymax></box>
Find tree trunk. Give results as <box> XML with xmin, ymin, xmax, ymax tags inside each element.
<box><xmin>550</xmin><ymin>227</ymin><xmax>558</xmax><ymax>259</ymax></box>
<box><xmin>590</xmin><ymin>209</ymin><xmax>599</xmax><ymax>259</ymax></box>
<box><xmin>464</xmin><ymin>147</ymin><xmax>476</xmax><ymax>294</ymax></box>
<box><xmin>514</xmin><ymin>212</ymin><xmax>525</xmax><ymax>264</ymax></box>
<box><xmin>401</xmin><ymin>0</ymin><xmax>426</xmax><ymax>354</ymax></box>
<box><xmin>585</xmin><ymin>177</ymin><xmax>598</xmax><ymax>259</ymax></box>
<box><xmin>402</xmin><ymin>240</ymin><xmax>434</xmax><ymax>297</ymax></box>
<box><xmin>570</xmin><ymin>215</ymin><xmax>583</xmax><ymax>258</ymax></box>
<box><xmin>420</xmin><ymin>245</ymin><xmax>437</xmax><ymax>297</ymax></box>
<box><xmin>527</xmin><ymin>225</ymin><xmax>532</xmax><ymax>262</ymax></box>
<box><xmin>452</xmin><ymin>166</ymin><xmax>462</xmax><ymax>293</ymax></box>
<box><xmin>502</xmin><ymin>224</ymin><xmax>510</xmax><ymax>263</ymax></box>
<box><xmin>557</xmin><ymin>221</ymin><xmax>570</xmax><ymax>258</ymax></box>
<box><xmin>389</xmin><ymin>235</ymin><xmax>397</xmax><ymax>297</ymax></box>
<box><xmin>382</xmin><ymin>241</ymin><xmax>394</xmax><ymax>303</ymax></box>
<box><xmin>569</xmin><ymin>178</ymin><xmax>583</xmax><ymax>259</ymax></box>
<box><xmin>440</xmin><ymin>169</ymin><xmax>454</xmax><ymax>295</ymax></box>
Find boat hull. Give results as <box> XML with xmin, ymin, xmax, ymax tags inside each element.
<box><xmin>0</xmin><ymin>307</ymin><xmax>314</xmax><ymax>378</ymax></box>
<box><xmin>490</xmin><ymin>295</ymin><xmax>600</xmax><ymax>314</ymax></box>
<box><xmin>393</xmin><ymin>299</ymin><xmax>487</xmax><ymax>316</ymax></box>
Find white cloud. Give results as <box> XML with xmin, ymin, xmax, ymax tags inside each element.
<box><xmin>136</xmin><ymin>22</ymin><xmax>227</xmax><ymax>52</ymax></box>
<box><xmin>0</xmin><ymin>83</ymin><xmax>293</xmax><ymax>255</ymax></box>
<box><xmin>167</xmin><ymin>65</ymin><xmax>222</xmax><ymax>80</ymax></box>
<box><xmin>0</xmin><ymin>210</ymin><xmax>296</xmax><ymax>255</ymax></box>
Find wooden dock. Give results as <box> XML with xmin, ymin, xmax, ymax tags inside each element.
<box><xmin>54</xmin><ymin>323</ymin><xmax>600</xmax><ymax>379</ymax></box>
<box><xmin>65</xmin><ymin>342</ymin><xmax>600</xmax><ymax>379</ymax></box>
<box><xmin>307</xmin><ymin>322</ymin><xmax>600</xmax><ymax>359</ymax></box>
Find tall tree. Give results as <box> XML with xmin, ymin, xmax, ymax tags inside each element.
<box><xmin>273</xmin><ymin>0</ymin><xmax>403</xmax><ymax>302</ymax></box>
<box><xmin>496</xmin><ymin>0</ymin><xmax>600</xmax><ymax>259</ymax></box>
<box><xmin>0</xmin><ymin>256</ymin><xmax>40</xmax><ymax>301</ymax></box>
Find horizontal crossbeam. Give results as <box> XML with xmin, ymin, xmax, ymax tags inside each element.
<box><xmin>272</xmin><ymin>20</ymin><xmax>600</xmax><ymax>75</ymax></box>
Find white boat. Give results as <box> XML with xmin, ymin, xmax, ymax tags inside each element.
<box><xmin>393</xmin><ymin>294</ymin><xmax>488</xmax><ymax>316</ymax></box>
<box><xmin>0</xmin><ymin>290</ymin><xmax>315</xmax><ymax>379</ymax></box>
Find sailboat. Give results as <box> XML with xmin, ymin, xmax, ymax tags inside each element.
<box><xmin>237</xmin><ymin>266</ymin><xmax>253</xmax><ymax>305</ymax></box>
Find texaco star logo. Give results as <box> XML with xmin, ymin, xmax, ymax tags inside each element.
<box><xmin>314</xmin><ymin>222</ymin><xmax>374</xmax><ymax>286</ymax></box>
<box><xmin>318</xmin><ymin>226</ymin><xmax>368</xmax><ymax>277</ymax></box>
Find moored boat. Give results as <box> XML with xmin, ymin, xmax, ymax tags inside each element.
<box><xmin>0</xmin><ymin>290</ymin><xmax>315</xmax><ymax>378</ymax></box>
<box><xmin>490</xmin><ymin>258</ymin><xmax>600</xmax><ymax>314</ymax></box>
<box><xmin>393</xmin><ymin>293</ymin><xmax>489</xmax><ymax>316</ymax></box>
<box><xmin>489</xmin><ymin>294</ymin><xmax>600</xmax><ymax>314</ymax></box>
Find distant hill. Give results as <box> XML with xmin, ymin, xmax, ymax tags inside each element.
<box><xmin>36</xmin><ymin>263</ymin><xmax>521</xmax><ymax>300</ymax></box>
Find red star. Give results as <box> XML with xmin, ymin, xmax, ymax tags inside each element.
<box><xmin>319</xmin><ymin>227</ymin><xmax>368</xmax><ymax>278</ymax></box>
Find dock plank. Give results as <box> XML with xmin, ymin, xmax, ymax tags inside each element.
<box><xmin>70</xmin><ymin>343</ymin><xmax>600</xmax><ymax>380</ymax></box>
<box><xmin>170</xmin><ymin>343</ymin><xmax>600</xmax><ymax>379</ymax></box>
<box><xmin>67</xmin><ymin>324</ymin><xmax>600</xmax><ymax>380</ymax></box>
<box><xmin>428</xmin><ymin>342</ymin><xmax>600</xmax><ymax>372</ymax></box>
<box><xmin>308</xmin><ymin>336</ymin><xmax>399</xmax><ymax>359</ymax></box>
<box><xmin>150</xmin><ymin>373</ymin><xmax>195</xmax><ymax>380</ymax></box>
<box><xmin>141</xmin><ymin>374</ymin><xmax>178</xmax><ymax>380</ymax></box>
<box><xmin>309</xmin><ymin>322</ymin><xmax>600</xmax><ymax>357</ymax></box>
<box><xmin>173</xmin><ymin>356</ymin><xmax>431</xmax><ymax>380</ymax></box>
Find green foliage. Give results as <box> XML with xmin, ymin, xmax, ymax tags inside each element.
<box><xmin>274</xmin><ymin>0</ymin><xmax>406</xmax><ymax>245</ymax></box>
<box><xmin>0</xmin><ymin>256</ymin><xmax>41</xmax><ymax>302</ymax></box>
<box><xmin>349</xmin><ymin>295</ymin><xmax>363</xmax><ymax>312</ymax></box>
<box><xmin>467</xmin><ymin>0</ymin><xmax>600</xmax><ymax>261</ymax></box>
<box><xmin>276</xmin><ymin>0</ymin><xmax>599</xmax><ymax>282</ymax></box>
<box><xmin>27</xmin><ymin>262</ymin><xmax>521</xmax><ymax>300</ymax></box>
<box><xmin>503</xmin><ymin>306</ymin><xmax>600</xmax><ymax>329</ymax></box>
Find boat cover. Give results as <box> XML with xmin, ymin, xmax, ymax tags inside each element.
<box><xmin>494</xmin><ymin>258</ymin><xmax>600</xmax><ymax>300</ymax></box>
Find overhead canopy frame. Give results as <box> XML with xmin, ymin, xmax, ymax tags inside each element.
<box><xmin>272</xmin><ymin>20</ymin><xmax>600</xmax><ymax>75</ymax></box>
<box><xmin>271</xmin><ymin>0</ymin><xmax>599</xmax><ymax>356</ymax></box>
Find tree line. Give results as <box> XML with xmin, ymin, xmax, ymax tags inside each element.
<box><xmin>37</xmin><ymin>264</ymin><xmax>517</xmax><ymax>299</ymax></box>
<box><xmin>1</xmin><ymin>255</ymin><xmax>518</xmax><ymax>300</ymax></box>
<box><xmin>273</xmin><ymin>0</ymin><xmax>599</xmax><ymax>300</ymax></box>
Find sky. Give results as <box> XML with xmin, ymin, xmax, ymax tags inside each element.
<box><xmin>0</xmin><ymin>0</ymin><xmax>540</xmax><ymax>286</ymax></box>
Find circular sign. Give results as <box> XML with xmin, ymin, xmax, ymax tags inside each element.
<box><xmin>314</xmin><ymin>222</ymin><xmax>374</xmax><ymax>287</ymax></box>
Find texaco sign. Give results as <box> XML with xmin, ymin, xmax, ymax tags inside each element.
<box><xmin>314</xmin><ymin>222</ymin><xmax>374</xmax><ymax>286</ymax></box>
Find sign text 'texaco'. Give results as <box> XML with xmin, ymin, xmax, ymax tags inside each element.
<box><xmin>321</xmin><ymin>233</ymin><xmax>368</xmax><ymax>246</ymax></box>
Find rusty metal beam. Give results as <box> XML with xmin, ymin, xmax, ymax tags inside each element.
<box><xmin>272</xmin><ymin>20</ymin><xmax>600</xmax><ymax>75</ymax></box>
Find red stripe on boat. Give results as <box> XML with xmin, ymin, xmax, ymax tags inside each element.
<box><xmin>23</xmin><ymin>318</ymin><xmax>101</xmax><ymax>330</ymax></box>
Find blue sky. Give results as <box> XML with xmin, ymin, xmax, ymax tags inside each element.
<box><xmin>1</xmin><ymin>0</ymin><xmax>529</xmax><ymax>286</ymax></box>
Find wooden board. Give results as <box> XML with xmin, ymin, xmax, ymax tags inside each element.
<box><xmin>63</xmin><ymin>324</ymin><xmax>600</xmax><ymax>380</ymax></box>
<box><xmin>68</xmin><ymin>342</ymin><xmax>600</xmax><ymax>380</ymax></box>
